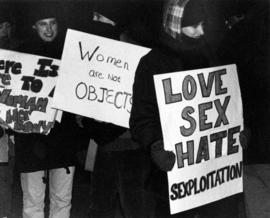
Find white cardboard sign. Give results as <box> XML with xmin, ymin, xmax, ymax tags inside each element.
<box><xmin>53</xmin><ymin>29</ymin><xmax>150</xmax><ymax>127</ymax></box>
<box><xmin>0</xmin><ymin>49</ymin><xmax>61</xmax><ymax>134</ymax></box>
<box><xmin>154</xmin><ymin>64</ymin><xmax>243</xmax><ymax>214</ymax></box>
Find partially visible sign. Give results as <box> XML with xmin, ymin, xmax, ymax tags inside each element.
<box><xmin>53</xmin><ymin>29</ymin><xmax>150</xmax><ymax>127</ymax></box>
<box><xmin>154</xmin><ymin>64</ymin><xmax>243</xmax><ymax>214</ymax></box>
<box><xmin>0</xmin><ymin>49</ymin><xmax>60</xmax><ymax>134</ymax></box>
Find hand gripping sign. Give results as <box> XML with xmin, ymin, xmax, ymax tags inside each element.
<box><xmin>0</xmin><ymin>49</ymin><xmax>61</xmax><ymax>134</ymax></box>
<box><xmin>154</xmin><ymin>64</ymin><xmax>243</xmax><ymax>214</ymax></box>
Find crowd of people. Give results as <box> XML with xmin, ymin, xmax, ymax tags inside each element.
<box><xmin>0</xmin><ymin>0</ymin><xmax>269</xmax><ymax>218</ymax></box>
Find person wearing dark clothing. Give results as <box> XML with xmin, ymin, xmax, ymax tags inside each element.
<box><xmin>81</xmin><ymin>118</ymin><xmax>149</xmax><ymax>218</ymax></box>
<box><xmin>0</xmin><ymin>4</ymin><xmax>20</xmax><ymax>217</ymax></box>
<box><xmin>217</xmin><ymin>1</ymin><xmax>270</xmax><ymax>217</ymax></box>
<box><xmin>220</xmin><ymin>0</ymin><xmax>269</xmax><ymax>164</ymax></box>
<box><xmin>14</xmin><ymin>4</ymin><xmax>79</xmax><ymax>217</ymax></box>
<box><xmin>130</xmin><ymin>0</ymin><xmax>245</xmax><ymax>217</ymax></box>
<box><xmin>77</xmin><ymin>14</ymin><xmax>151</xmax><ymax>218</ymax></box>
<box><xmin>0</xmin><ymin>12</ymin><xmax>20</xmax><ymax>50</ymax></box>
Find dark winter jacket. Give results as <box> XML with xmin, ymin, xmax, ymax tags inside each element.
<box><xmin>130</xmin><ymin>35</ymin><xmax>212</xmax><ymax>151</ymax></box>
<box><xmin>82</xmin><ymin>118</ymin><xmax>139</xmax><ymax>152</ymax></box>
<box><xmin>218</xmin><ymin>1</ymin><xmax>270</xmax><ymax>163</ymax></box>
<box><xmin>130</xmin><ymin>32</ymin><xmax>214</xmax><ymax>198</ymax></box>
<box><xmin>14</xmin><ymin>35</ymin><xmax>84</xmax><ymax>172</ymax></box>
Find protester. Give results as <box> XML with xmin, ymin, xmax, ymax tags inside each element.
<box><xmin>130</xmin><ymin>0</ymin><xmax>247</xmax><ymax>217</ymax></box>
<box><xmin>219</xmin><ymin>0</ymin><xmax>269</xmax><ymax>163</ymax></box>
<box><xmin>80</xmin><ymin>118</ymin><xmax>149</xmax><ymax>218</ymax></box>
<box><xmin>74</xmin><ymin>13</ymin><xmax>151</xmax><ymax>218</ymax></box>
<box><xmin>218</xmin><ymin>1</ymin><xmax>269</xmax><ymax>217</ymax></box>
<box><xmin>14</xmin><ymin>3</ymin><xmax>80</xmax><ymax>218</ymax></box>
<box><xmin>0</xmin><ymin>4</ymin><xmax>20</xmax><ymax>217</ymax></box>
<box><xmin>0</xmin><ymin>7</ymin><xmax>19</xmax><ymax>50</ymax></box>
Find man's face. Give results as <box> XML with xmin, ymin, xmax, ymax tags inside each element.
<box><xmin>182</xmin><ymin>22</ymin><xmax>204</xmax><ymax>39</ymax></box>
<box><xmin>0</xmin><ymin>21</ymin><xmax>12</xmax><ymax>40</ymax></box>
<box><xmin>33</xmin><ymin>18</ymin><xmax>58</xmax><ymax>42</ymax></box>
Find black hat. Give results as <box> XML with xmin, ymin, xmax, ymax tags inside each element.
<box><xmin>182</xmin><ymin>0</ymin><xmax>206</xmax><ymax>27</ymax></box>
<box><xmin>26</xmin><ymin>2</ymin><xmax>60</xmax><ymax>24</ymax></box>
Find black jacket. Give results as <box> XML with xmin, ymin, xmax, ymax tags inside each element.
<box><xmin>218</xmin><ymin>1</ymin><xmax>270</xmax><ymax>163</ymax></box>
<box><xmin>82</xmin><ymin>117</ymin><xmax>127</xmax><ymax>148</ymax></box>
<box><xmin>130</xmin><ymin>37</ymin><xmax>211</xmax><ymax>151</ymax></box>
<box><xmin>130</xmin><ymin>34</ymin><xmax>213</xmax><ymax>198</ymax></box>
<box><xmin>14</xmin><ymin>35</ymin><xmax>84</xmax><ymax>172</ymax></box>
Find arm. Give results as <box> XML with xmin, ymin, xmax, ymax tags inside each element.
<box><xmin>130</xmin><ymin>55</ymin><xmax>163</xmax><ymax>151</ymax></box>
<box><xmin>130</xmin><ymin>55</ymin><xmax>176</xmax><ymax>171</ymax></box>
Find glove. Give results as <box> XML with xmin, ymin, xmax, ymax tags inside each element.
<box><xmin>151</xmin><ymin>140</ymin><xmax>176</xmax><ymax>172</ymax></box>
<box><xmin>240</xmin><ymin>127</ymin><xmax>251</xmax><ymax>150</ymax></box>
<box><xmin>75</xmin><ymin>115</ymin><xmax>84</xmax><ymax>128</ymax></box>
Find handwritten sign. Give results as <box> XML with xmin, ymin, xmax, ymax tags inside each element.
<box><xmin>154</xmin><ymin>64</ymin><xmax>243</xmax><ymax>214</ymax></box>
<box><xmin>0</xmin><ymin>49</ymin><xmax>60</xmax><ymax>134</ymax></box>
<box><xmin>53</xmin><ymin>29</ymin><xmax>150</xmax><ymax>127</ymax></box>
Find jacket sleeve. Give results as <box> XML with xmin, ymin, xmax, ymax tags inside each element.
<box><xmin>130</xmin><ymin>54</ymin><xmax>163</xmax><ymax>151</ymax></box>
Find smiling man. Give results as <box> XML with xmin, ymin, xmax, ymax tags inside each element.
<box><xmin>14</xmin><ymin>3</ymin><xmax>81</xmax><ymax>218</ymax></box>
<box><xmin>32</xmin><ymin>18</ymin><xmax>58</xmax><ymax>42</ymax></box>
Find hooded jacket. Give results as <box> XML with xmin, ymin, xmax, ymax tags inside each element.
<box><xmin>130</xmin><ymin>32</ymin><xmax>213</xmax><ymax>149</ymax></box>
<box><xmin>130</xmin><ymin>23</ymin><xmax>217</xmax><ymax>197</ymax></box>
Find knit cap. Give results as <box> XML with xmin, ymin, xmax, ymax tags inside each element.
<box><xmin>26</xmin><ymin>2</ymin><xmax>60</xmax><ymax>24</ymax></box>
<box><xmin>163</xmin><ymin>0</ymin><xmax>205</xmax><ymax>39</ymax></box>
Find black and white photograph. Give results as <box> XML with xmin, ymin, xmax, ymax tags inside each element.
<box><xmin>0</xmin><ymin>0</ymin><xmax>269</xmax><ymax>217</ymax></box>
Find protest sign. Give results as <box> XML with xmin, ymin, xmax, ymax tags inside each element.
<box><xmin>52</xmin><ymin>29</ymin><xmax>150</xmax><ymax>128</ymax></box>
<box><xmin>0</xmin><ymin>49</ymin><xmax>61</xmax><ymax>134</ymax></box>
<box><xmin>153</xmin><ymin>64</ymin><xmax>243</xmax><ymax>214</ymax></box>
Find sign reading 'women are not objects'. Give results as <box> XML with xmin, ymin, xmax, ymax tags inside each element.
<box><xmin>53</xmin><ymin>29</ymin><xmax>150</xmax><ymax>127</ymax></box>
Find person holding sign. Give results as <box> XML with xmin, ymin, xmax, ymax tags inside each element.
<box><xmin>76</xmin><ymin>14</ymin><xmax>150</xmax><ymax>218</ymax></box>
<box><xmin>14</xmin><ymin>3</ymin><xmax>80</xmax><ymax>218</ymax></box>
<box><xmin>130</xmin><ymin>0</ymin><xmax>246</xmax><ymax>217</ymax></box>
<box><xmin>0</xmin><ymin>4</ymin><xmax>20</xmax><ymax>218</ymax></box>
